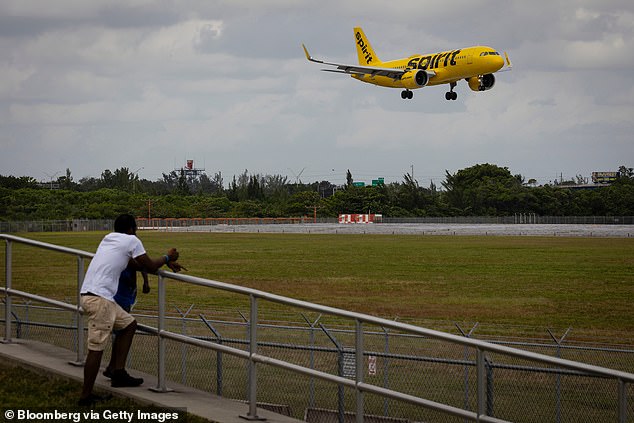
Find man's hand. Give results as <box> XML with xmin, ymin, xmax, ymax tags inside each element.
<box><xmin>167</xmin><ymin>248</ymin><xmax>179</xmax><ymax>262</ymax></box>
<box><xmin>167</xmin><ymin>261</ymin><xmax>187</xmax><ymax>272</ymax></box>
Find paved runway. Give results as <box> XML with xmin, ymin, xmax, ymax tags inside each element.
<box><xmin>166</xmin><ymin>223</ymin><xmax>633</xmax><ymax>237</ymax></box>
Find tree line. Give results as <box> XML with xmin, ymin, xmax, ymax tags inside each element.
<box><xmin>1</xmin><ymin>164</ymin><xmax>633</xmax><ymax>221</ymax></box>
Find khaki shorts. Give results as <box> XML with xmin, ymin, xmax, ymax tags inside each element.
<box><xmin>81</xmin><ymin>295</ymin><xmax>135</xmax><ymax>351</ymax></box>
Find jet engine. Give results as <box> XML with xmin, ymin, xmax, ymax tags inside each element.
<box><xmin>401</xmin><ymin>69</ymin><xmax>430</xmax><ymax>89</ymax></box>
<box><xmin>467</xmin><ymin>73</ymin><xmax>496</xmax><ymax>92</ymax></box>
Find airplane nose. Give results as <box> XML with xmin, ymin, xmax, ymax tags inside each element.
<box><xmin>495</xmin><ymin>55</ymin><xmax>504</xmax><ymax>69</ymax></box>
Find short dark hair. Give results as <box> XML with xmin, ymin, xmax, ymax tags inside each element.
<box><xmin>114</xmin><ymin>214</ymin><xmax>137</xmax><ymax>234</ymax></box>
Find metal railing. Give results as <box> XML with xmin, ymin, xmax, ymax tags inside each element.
<box><xmin>2</xmin><ymin>233</ymin><xmax>634</xmax><ymax>422</ymax></box>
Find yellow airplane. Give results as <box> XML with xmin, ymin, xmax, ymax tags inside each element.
<box><xmin>303</xmin><ymin>27</ymin><xmax>512</xmax><ymax>100</ymax></box>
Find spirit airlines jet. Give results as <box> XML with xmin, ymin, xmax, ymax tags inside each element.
<box><xmin>303</xmin><ymin>27</ymin><xmax>512</xmax><ymax>100</ymax></box>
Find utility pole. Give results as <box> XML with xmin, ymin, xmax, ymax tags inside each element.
<box><xmin>306</xmin><ymin>204</ymin><xmax>322</xmax><ymax>224</ymax></box>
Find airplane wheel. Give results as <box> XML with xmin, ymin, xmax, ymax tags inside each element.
<box><xmin>451</xmin><ymin>92</ymin><xmax>458</xmax><ymax>100</ymax></box>
<box><xmin>407</xmin><ymin>91</ymin><xmax>413</xmax><ymax>99</ymax></box>
<box><xmin>401</xmin><ymin>91</ymin><xmax>408</xmax><ymax>99</ymax></box>
<box><xmin>445</xmin><ymin>92</ymin><xmax>452</xmax><ymax>101</ymax></box>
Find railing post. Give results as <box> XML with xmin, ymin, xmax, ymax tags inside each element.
<box><xmin>150</xmin><ymin>273</ymin><xmax>171</xmax><ymax>392</ymax></box>
<box><xmin>381</xmin><ymin>327</ymin><xmax>390</xmax><ymax>417</ymax></box>
<box><xmin>485</xmin><ymin>356</ymin><xmax>494</xmax><ymax>417</ymax></box>
<box><xmin>3</xmin><ymin>239</ymin><xmax>12</xmax><ymax>343</ymax></box>
<box><xmin>355</xmin><ymin>320</ymin><xmax>364</xmax><ymax>423</ymax></box>
<box><xmin>241</xmin><ymin>294</ymin><xmax>265</xmax><ymax>420</ymax></box>
<box><xmin>70</xmin><ymin>256</ymin><xmax>85</xmax><ymax>365</ymax></box>
<box><xmin>619</xmin><ymin>379</ymin><xmax>627</xmax><ymax>423</ymax></box>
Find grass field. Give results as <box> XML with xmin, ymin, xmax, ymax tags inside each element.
<box><xmin>0</xmin><ymin>361</ymin><xmax>213</xmax><ymax>422</ymax></box>
<box><xmin>3</xmin><ymin>231</ymin><xmax>634</xmax><ymax>335</ymax></box>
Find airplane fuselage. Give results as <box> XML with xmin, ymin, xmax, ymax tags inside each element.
<box><xmin>352</xmin><ymin>46</ymin><xmax>505</xmax><ymax>89</ymax></box>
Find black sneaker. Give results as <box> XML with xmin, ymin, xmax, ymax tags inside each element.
<box><xmin>103</xmin><ymin>367</ymin><xmax>113</xmax><ymax>379</ymax></box>
<box><xmin>78</xmin><ymin>393</ymin><xmax>112</xmax><ymax>406</ymax></box>
<box><xmin>111</xmin><ymin>370</ymin><xmax>144</xmax><ymax>388</ymax></box>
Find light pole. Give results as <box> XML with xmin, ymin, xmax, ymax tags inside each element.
<box><xmin>131</xmin><ymin>167</ymin><xmax>144</xmax><ymax>194</ymax></box>
<box><xmin>43</xmin><ymin>171</ymin><xmax>61</xmax><ymax>190</ymax></box>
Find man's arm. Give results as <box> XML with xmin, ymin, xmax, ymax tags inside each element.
<box><xmin>141</xmin><ymin>271</ymin><xmax>150</xmax><ymax>294</ymax></box>
<box><xmin>134</xmin><ymin>248</ymin><xmax>179</xmax><ymax>273</ymax></box>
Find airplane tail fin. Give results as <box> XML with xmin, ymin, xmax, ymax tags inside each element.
<box><xmin>353</xmin><ymin>27</ymin><xmax>381</xmax><ymax>66</ymax></box>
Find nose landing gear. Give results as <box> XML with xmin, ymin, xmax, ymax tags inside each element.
<box><xmin>445</xmin><ymin>82</ymin><xmax>458</xmax><ymax>100</ymax></box>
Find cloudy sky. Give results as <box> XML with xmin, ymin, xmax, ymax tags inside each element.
<box><xmin>1</xmin><ymin>0</ymin><xmax>633</xmax><ymax>186</ymax></box>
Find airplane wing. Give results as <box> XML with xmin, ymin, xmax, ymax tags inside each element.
<box><xmin>302</xmin><ymin>44</ymin><xmax>432</xmax><ymax>80</ymax></box>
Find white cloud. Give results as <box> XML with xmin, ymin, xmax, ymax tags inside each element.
<box><xmin>1</xmin><ymin>1</ymin><xmax>633</xmax><ymax>184</ymax></box>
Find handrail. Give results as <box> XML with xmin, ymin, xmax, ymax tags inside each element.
<box><xmin>162</xmin><ymin>270</ymin><xmax>634</xmax><ymax>383</ymax></box>
<box><xmin>2</xmin><ymin>233</ymin><xmax>632</xmax><ymax>423</ymax></box>
<box><xmin>1</xmin><ymin>233</ymin><xmax>94</xmax><ymax>258</ymax></box>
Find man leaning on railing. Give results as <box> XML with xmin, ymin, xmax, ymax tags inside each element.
<box><xmin>78</xmin><ymin>213</ymin><xmax>185</xmax><ymax>406</ymax></box>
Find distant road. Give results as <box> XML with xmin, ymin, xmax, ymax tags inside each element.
<box><xmin>164</xmin><ymin>223</ymin><xmax>633</xmax><ymax>237</ymax></box>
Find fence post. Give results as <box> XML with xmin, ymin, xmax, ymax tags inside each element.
<box><xmin>320</xmin><ymin>323</ymin><xmax>345</xmax><ymax>423</ymax></box>
<box><xmin>175</xmin><ymin>304</ymin><xmax>194</xmax><ymax>385</ymax></box>
<box><xmin>477</xmin><ymin>348</ymin><xmax>486</xmax><ymax>419</ymax></box>
<box><xmin>241</xmin><ymin>294</ymin><xmax>265</xmax><ymax>420</ymax></box>
<box><xmin>200</xmin><ymin>314</ymin><xmax>224</xmax><ymax>397</ymax></box>
<box><xmin>456</xmin><ymin>322</ymin><xmax>479</xmax><ymax>420</ymax></box>
<box><xmin>301</xmin><ymin>313</ymin><xmax>322</xmax><ymax>409</ymax></box>
<box><xmin>3</xmin><ymin>239</ymin><xmax>12</xmax><ymax>343</ymax></box>
<box><xmin>548</xmin><ymin>327</ymin><xmax>571</xmax><ymax>423</ymax></box>
<box><xmin>355</xmin><ymin>320</ymin><xmax>364</xmax><ymax>423</ymax></box>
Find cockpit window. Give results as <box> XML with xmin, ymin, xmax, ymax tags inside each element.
<box><xmin>480</xmin><ymin>51</ymin><xmax>501</xmax><ymax>57</ymax></box>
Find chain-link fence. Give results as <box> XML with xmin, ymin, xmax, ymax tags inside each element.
<box><xmin>0</xmin><ymin>219</ymin><xmax>113</xmax><ymax>233</ymax></box>
<box><xmin>2</xmin><ymin>233</ymin><xmax>634</xmax><ymax>422</ymax></box>
<box><xmin>1</xmin><ymin>217</ymin><xmax>633</xmax><ymax>233</ymax></box>
<box><xmin>3</xmin><ymin>302</ymin><xmax>634</xmax><ymax>423</ymax></box>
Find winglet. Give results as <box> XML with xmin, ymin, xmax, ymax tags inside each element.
<box><xmin>504</xmin><ymin>52</ymin><xmax>513</xmax><ymax>69</ymax></box>
<box><xmin>302</xmin><ymin>44</ymin><xmax>313</xmax><ymax>61</ymax></box>
<box><xmin>302</xmin><ymin>43</ymin><xmax>324</xmax><ymax>65</ymax></box>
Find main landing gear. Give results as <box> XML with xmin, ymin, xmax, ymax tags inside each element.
<box><xmin>445</xmin><ymin>82</ymin><xmax>458</xmax><ymax>101</ymax></box>
<box><xmin>401</xmin><ymin>89</ymin><xmax>413</xmax><ymax>100</ymax></box>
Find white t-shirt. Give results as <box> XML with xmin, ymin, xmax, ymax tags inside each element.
<box><xmin>81</xmin><ymin>232</ymin><xmax>146</xmax><ymax>302</ymax></box>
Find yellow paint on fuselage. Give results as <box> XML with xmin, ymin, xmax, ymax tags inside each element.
<box><xmin>352</xmin><ymin>46</ymin><xmax>505</xmax><ymax>89</ymax></box>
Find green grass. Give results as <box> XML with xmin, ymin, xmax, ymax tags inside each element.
<box><xmin>2</xmin><ymin>231</ymin><xmax>633</xmax><ymax>422</ymax></box>
<box><xmin>3</xmin><ymin>231</ymin><xmax>634</xmax><ymax>334</ymax></box>
<box><xmin>0</xmin><ymin>361</ymin><xmax>213</xmax><ymax>422</ymax></box>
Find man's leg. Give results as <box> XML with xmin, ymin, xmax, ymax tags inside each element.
<box><xmin>112</xmin><ymin>320</ymin><xmax>136</xmax><ymax>370</ymax></box>
<box><xmin>110</xmin><ymin>320</ymin><xmax>143</xmax><ymax>387</ymax></box>
<box><xmin>103</xmin><ymin>333</ymin><xmax>118</xmax><ymax>378</ymax></box>
<box><xmin>105</xmin><ymin>306</ymin><xmax>130</xmax><ymax>377</ymax></box>
<box><xmin>79</xmin><ymin>295</ymin><xmax>113</xmax><ymax>404</ymax></box>
<box><xmin>80</xmin><ymin>350</ymin><xmax>103</xmax><ymax>401</ymax></box>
